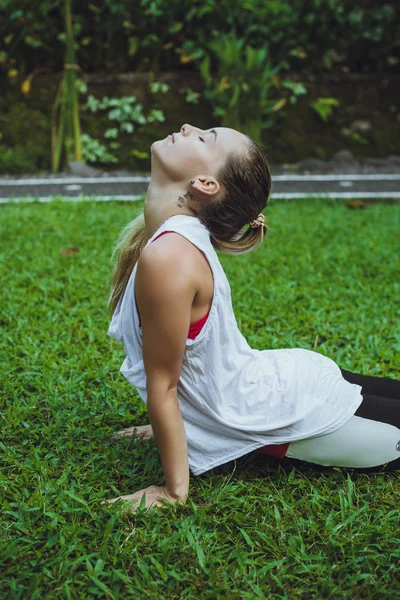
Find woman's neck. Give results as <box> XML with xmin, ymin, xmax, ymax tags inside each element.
<box><xmin>143</xmin><ymin>182</ymin><xmax>197</xmax><ymax>240</ymax></box>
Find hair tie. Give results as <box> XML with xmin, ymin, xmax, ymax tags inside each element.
<box><xmin>249</xmin><ymin>213</ymin><xmax>265</xmax><ymax>228</ymax></box>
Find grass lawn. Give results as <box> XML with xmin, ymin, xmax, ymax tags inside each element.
<box><xmin>1</xmin><ymin>196</ymin><xmax>399</xmax><ymax>599</ymax></box>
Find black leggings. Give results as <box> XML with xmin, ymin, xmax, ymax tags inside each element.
<box><xmin>284</xmin><ymin>368</ymin><xmax>400</xmax><ymax>472</ymax></box>
<box><xmin>341</xmin><ymin>368</ymin><xmax>400</xmax><ymax>425</ymax></box>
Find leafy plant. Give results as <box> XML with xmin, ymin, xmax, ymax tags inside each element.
<box><xmin>195</xmin><ymin>33</ymin><xmax>309</xmax><ymax>143</ymax></box>
<box><xmin>281</xmin><ymin>80</ymin><xmax>307</xmax><ymax>104</ymax></box>
<box><xmin>310</xmin><ymin>97</ymin><xmax>340</xmax><ymax>122</ymax></box>
<box><xmin>351</xmin><ymin>132</ymin><xmax>369</xmax><ymax>145</ymax></box>
<box><xmin>197</xmin><ymin>34</ymin><xmax>284</xmax><ymax>143</ymax></box>
<box><xmin>80</xmin><ymin>133</ymin><xmax>119</xmax><ymax>164</ymax></box>
<box><xmin>181</xmin><ymin>88</ymin><xmax>201</xmax><ymax>105</ymax></box>
<box><xmin>79</xmin><ymin>78</ymin><xmax>167</xmax><ymax>165</ymax></box>
<box><xmin>342</xmin><ymin>131</ymin><xmax>369</xmax><ymax>145</ymax></box>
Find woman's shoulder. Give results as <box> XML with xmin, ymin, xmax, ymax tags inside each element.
<box><xmin>140</xmin><ymin>232</ymin><xmax>202</xmax><ymax>281</ymax></box>
<box><xmin>141</xmin><ymin>230</ymin><xmax>213</xmax><ymax>299</ymax></box>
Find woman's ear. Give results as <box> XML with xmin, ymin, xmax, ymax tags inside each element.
<box><xmin>190</xmin><ymin>175</ymin><xmax>220</xmax><ymax>198</ymax></box>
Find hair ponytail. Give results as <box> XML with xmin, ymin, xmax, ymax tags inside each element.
<box><xmin>196</xmin><ymin>138</ymin><xmax>271</xmax><ymax>255</ymax></box>
<box><xmin>108</xmin><ymin>211</ymin><xmax>146</xmax><ymax>314</ymax></box>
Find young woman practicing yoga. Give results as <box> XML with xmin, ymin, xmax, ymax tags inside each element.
<box><xmin>106</xmin><ymin>123</ymin><xmax>400</xmax><ymax>512</ymax></box>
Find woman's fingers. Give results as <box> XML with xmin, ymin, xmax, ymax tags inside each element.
<box><xmin>114</xmin><ymin>426</ymin><xmax>139</xmax><ymax>438</ymax></box>
<box><xmin>112</xmin><ymin>425</ymin><xmax>152</xmax><ymax>439</ymax></box>
<box><xmin>101</xmin><ymin>493</ymin><xmax>140</xmax><ymax>508</ymax></box>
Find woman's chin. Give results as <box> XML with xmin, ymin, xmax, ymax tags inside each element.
<box><xmin>150</xmin><ymin>138</ymin><xmax>169</xmax><ymax>152</ymax></box>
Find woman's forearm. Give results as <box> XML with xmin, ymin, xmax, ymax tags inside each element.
<box><xmin>146</xmin><ymin>384</ymin><xmax>189</xmax><ymax>502</ymax></box>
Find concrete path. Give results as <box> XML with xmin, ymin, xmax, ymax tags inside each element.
<box><xmin>1</xmin><ymin>173</ymin><xmax>399</xmax><ymax>203</ymax></box>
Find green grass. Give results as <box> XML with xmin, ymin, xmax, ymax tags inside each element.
<box><xmin>1</xmin><ymin>196</ymin><xmax>399</xmax><ymax>599</ymax></box>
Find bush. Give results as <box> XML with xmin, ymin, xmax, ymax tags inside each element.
<box><xmin>0</xmin><ymin>0</ymin><xmax>398</xmax><ymax>78</ymax></box>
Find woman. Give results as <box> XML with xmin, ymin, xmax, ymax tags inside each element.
<box><xmin>106</xmin><ymin>124</ymin><xmax>400</xmax><ymax>512</ymax></box>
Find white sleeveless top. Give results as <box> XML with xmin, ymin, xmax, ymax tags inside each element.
<box><xmin>107</xmin><ymin>214</ymin><xmax>363</xmax><ymax>475</ymax></box>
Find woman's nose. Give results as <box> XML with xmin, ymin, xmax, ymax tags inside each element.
<box><xmin>181</xmin><ymin>123</ymin><xmax>197</xmax><ymax>136</ymax></box>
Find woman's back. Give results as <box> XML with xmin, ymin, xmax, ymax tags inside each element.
<box><xmin>108</xmin><ymin>214</ymin><xmax>363</xmax><ymax>476</ymax></box>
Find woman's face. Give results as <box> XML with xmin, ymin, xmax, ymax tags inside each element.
<box><xmin>151</xmin><ymin>123</ymin><xmax>248</xmax><ymax>182</ymax></box>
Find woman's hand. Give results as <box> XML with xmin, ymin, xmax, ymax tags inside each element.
<box><xmin>102</xmin><ymin>485</ymin><xmax>185</xmax><ymax>513</ymax></box>
<box><xmin>113</xmin><ymin>424</ymin><xmax>153</xmax><ymax>440</ymax></box>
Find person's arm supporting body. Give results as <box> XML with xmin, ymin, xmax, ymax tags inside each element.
<box><xmin>104</xmin><ymin>235</ymin><xmax>197</xmax><ymax>511</ymax></box>
<box><xmin>132</xmin><ymin>235</ymin><xmax>198</xmax><ymax>504</ymax></box>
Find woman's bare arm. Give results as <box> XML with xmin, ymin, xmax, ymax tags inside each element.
<box><xmin>133</xmin><ymin>235</ymin><xmax>198</xmax><ymax>502</ymax></box>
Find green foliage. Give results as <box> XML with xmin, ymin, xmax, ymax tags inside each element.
<box><xmin>0</xmin><ymin>102</ymin><xmax>52</xmax><ymax>174</ymax></box>
<box><xmin>0</xmin><ymin>197</ymin><xmax>399</xmax><ymax>597</ymax></box>
<box><xmin>0</xmin><ymin>144</ymin><xmax>37</xmax><ymax>173</ymax></box>
<box><xmin>282</xmin><ymin>80</ymin><xmax>308</xmax><ymax>104</ymax></box>
<box><xmin>310</xmin><ymin>97</ymin><xmax>340</xmax><ymax>122</ymax></box>
<box><xmin>196</xmin><ymin>34</ymin><xmax>283</xmax><ymax>142</ymax></box>
<box><xmin>182</xmin><ymin>88</ymin><xmax>201</xmax><ymax>105</ymax></box>
<box><xmin>2</xmin><ymin>0</ymin><xmax>398</xmax><ymax>170</ymax></box>
<box><xmin>80</xmin><ymin>133</ymin><xmax>119</xmax><ymax>164</ymax></box>
<box><xmin>195</xmin><ymin>33</ymin><xmax>311</xmax><ymax>139</ymax></box>
<box><xmin>0</xmin><ymin>0</ymin><xmax>398</xmax><ymax>78</ymax></box>
<box><xmin>149</xmin><ymin>80</ymin><xmax>169</xmax><ymax>95</ymax></box>
<box><xmin>348</xmin><ymin>132</ymin><xmax>369</xmax><ymax>145</ymax></box>
<box><xmin>80</xmin><ymin>88</ymin><xmax>166</xmax><ymax>165</ymax></box>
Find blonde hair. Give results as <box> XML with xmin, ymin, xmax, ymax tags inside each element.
<box><xmin>108</xmin><ymin>137</ymin><xmax>272</xmax><ymax>314</ymax></box>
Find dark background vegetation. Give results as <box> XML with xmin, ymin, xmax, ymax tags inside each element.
<box><xmin>0</xmin><ymin>0</ymin><xmax>399</xmax><ymax>173</ymax></box>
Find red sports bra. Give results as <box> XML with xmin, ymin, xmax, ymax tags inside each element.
<box><xmin>135</xmin><ymin>230</ymin><xmax>290</xmax><ymax>459</ymax></box>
